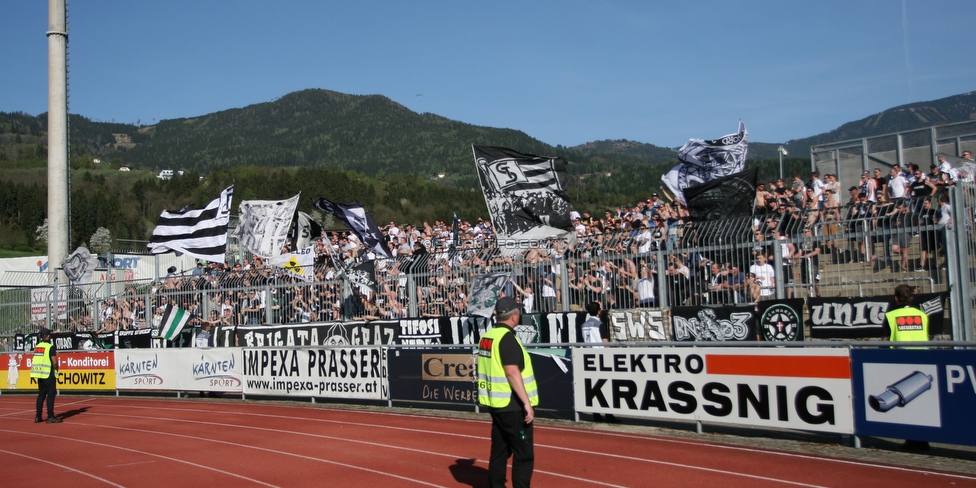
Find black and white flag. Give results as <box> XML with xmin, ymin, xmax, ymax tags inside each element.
<box><xmin>238</xmin><ymin>193</ymin><xmax>300</xmax><ymax>259</ymax></box>
<box><xmin>662</xmin><ymin>121</ymin><xmax>749</xmax><ymax>204</ymax></box>
<box><xmin>313</xmin><ymin>198</ymin><xmax>392</xmax><ymax>259</ymax></box>
<box><xmin>348</xmin><ymin>259</ymin><xmax>377</xmax><ymax>295</ymax></box>
<box><xmin>684</xmin><ymin>168</ymin><xmax>757</xmax><ymax>221</ymax></box>
<box><xmin>147</xmin><ymin>185</ymin><xmax>234</xmax><ymax>262</ymax></box>
<box><xmin>290</xmin><ymin>211</ymin><xmax>323</xmax><ymax>250</ymax></box>
<box><xmin>472</xmin><ymin>146</ymin><xmax>574</xmax><ymax>251</ymax></box>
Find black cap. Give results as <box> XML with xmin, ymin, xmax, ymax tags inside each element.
<box><xmin>494</xmin><ymin>297</ymin><xmax>521</xmax><ymax>315</ymax></box>
<box><xmin>848</xmin><ymin>186</ymin><xmax>858</xmax><ymax>192</ymax></box>
<box><xmin>38</xmin><ymin>327</ymin><xmax>52</xmax><ymax>337</ymax></box>
<box><xmin>167</xmin><ymin>266</ymin><xmax>177</xmax><ymax>273</ymax></box>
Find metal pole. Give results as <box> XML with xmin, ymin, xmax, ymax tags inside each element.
<box><xmin>47</xmin><ymin>0</ymin><xmax>70</xmax><ymax>278</ymax></box>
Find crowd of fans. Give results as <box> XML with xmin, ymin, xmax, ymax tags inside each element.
<box><xmin>25</xmin><ymin>153</ymin><xmax>973</xmax><ymax>337</ymax></box>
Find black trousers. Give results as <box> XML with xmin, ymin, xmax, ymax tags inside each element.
<box><xmin>489</xmin><ymin>410</ymin><xmax>534</xmax><ymax>488</ymax></box>
<box><xmin>36</xmin><ymin>375</ymin><xmax>57</xmax><ymax>418</ymax></box>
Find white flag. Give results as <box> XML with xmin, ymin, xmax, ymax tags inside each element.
<box><xmin>238</xmin><ymin>194</ymin><xmax>300</xmax><ymax>259</ymax></box>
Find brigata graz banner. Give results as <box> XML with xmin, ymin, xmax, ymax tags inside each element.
<box><xmin>807</xmin><ymin>293</ymin><xmax>947</xmax><ymax>339</ymax></box>
<box><xmin>241</xmin><ymin>346</ymin><xmax>388</xmax><ymax>400</ymax></box>
<box><xmin>572</xmin><ymin>347</ymin><xmax>853</xmax><ymax>434</ymax></box>
<box><xmin>114</xmin><ymin>348</ymin><xmax>243</xmax><ymax>392</ymax></box>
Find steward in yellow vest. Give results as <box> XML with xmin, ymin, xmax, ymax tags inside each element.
<box><xmin>31</xmin><ymin>328</ymin><xmax>62</xmax><ymax>423</ymax></box>
<box><xmin>477</xmin><ymin>296</ymin><xmax>538</xmax><ymax>488</ymax></box>
<box><xmin>884</xmin><ymin>284</ymin><xmax>929</xmax><ymax>343</ymax></box>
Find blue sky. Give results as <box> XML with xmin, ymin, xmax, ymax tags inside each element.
<box><xmin>1</xmin><ymin>1</ymin><xmax>974</xmax><ymax>148</ymax></box>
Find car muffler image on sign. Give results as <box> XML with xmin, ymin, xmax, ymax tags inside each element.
<box><xmin>868</xmin><ymin>371</ymin><xmax>934</xmax><ymax>412</ymax></box>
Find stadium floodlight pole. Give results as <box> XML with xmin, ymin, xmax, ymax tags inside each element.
<box><xmin>778</xmin><ymin>146</ymin><xmax>788</xmax><ymax>180</ymax></box>
<box><xmin>47</xmin><ymin>0</ymin><xmax>70</xmax><ymax>280</ymax></box>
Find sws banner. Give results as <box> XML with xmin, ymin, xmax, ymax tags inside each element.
<box><xmin>242</xmin><ymin>347</ymin><xmax>388</xmax><ymax>400</ymax></box>
<box><xmin>609</xmin><ymin>309</ymin><xmax>670</xmax><ymax>342</ymax></box>
<box><xmin>671</xmin><ymin>305</ymin><xmax>757</xmax><ymax>341</ymax></box>
<box><xmin>572</xmin><ymin>347</ymin><xmax>853</xmax><ymax>434</ymax></box>
<box><xmin>115</xmin><ymin>348</ymin><xmax>243</xmax><ymax>392</ymax></box>
<box><xmin>807</xmin><ymin>293</ymin><xmax>947</xmax><ymax>339</ymax></box>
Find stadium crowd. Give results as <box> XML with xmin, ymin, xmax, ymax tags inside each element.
<box><xmin>29</xmin><ymin>154</ymin><xmax>972</xmax><ymax>337</ymax></box>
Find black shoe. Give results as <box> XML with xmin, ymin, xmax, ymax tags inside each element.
<box><xmin>46</xmin><ymin>416</ymin><xmax>63</xmax><ymax>424</ymax></box>
<box><xmin>34</xmin><ymin>416</ymin><xmax>43</xmax><ymax>423</ymax></box>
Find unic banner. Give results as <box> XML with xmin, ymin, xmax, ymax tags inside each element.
<box><xmin>2</xmin><ymin>351</ymin><xmax>115</xmax><ymax>390</ymax></box>
<box><xmin>572</xmin><ymin>347</ymin><xmax>853</xmax><ymax>434</ymax></box>
<box><xmin>242</xmin><ymin>347</ymin><xmax>388</xmax><ymax>400</ymax></box>
<box><xmin>808</xmin><ymin>293</ymin><xmax>947</xmax><ymax>339</ymax></box>
<box><xmin>114</xmin><ymin>348</ymin><xmax>243</xmax><ymax>392</ymax></box>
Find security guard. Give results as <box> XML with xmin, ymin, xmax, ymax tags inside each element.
<box><xmin>884</xmin><ymin>284</ymin><xmax>929</xmax><ymax>342</ymax></box>
<box><xmin>883</xmin><ymin>284</ymin><xmax>929</xmax><ymax>450</ymax></box>
<box><xmin>478</xmin><ymin>297</ymin><xmax>539</xmax><ymax>488</ymax></box>
<box><xmin>30</xmin><ymin>328</ymin><xmax>62</xmax><ymax>423</ymax></box>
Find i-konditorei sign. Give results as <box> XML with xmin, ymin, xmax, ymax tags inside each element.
<box><xmin>115</xmin><ymin>348</ymin><xmax>243</xmax><ymax>392</ymax></box>
<box><xmin>242</xmin><ymin>347</ymin><xmax>388</xmax><ymax>400</ymax></box>
<box><xmin>572</xmin><ymin>347</ymin><xmax>853</xmax><ymax>433</ymax></box>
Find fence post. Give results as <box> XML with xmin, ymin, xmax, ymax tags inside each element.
<box><xmin>656</xmin><ymin>248</ymin><xmax>668</xmax><ymax>308</ymax></box>
<box><xmin>559</xmin><ymin>258</ymin><xmax>570</xmax><ymax>312</ymax></box>
<box><xmin>947</xmin><ymin>186</ymin><xmax>974</xmax><ymax>341</ymax></box>
<box><xmin>772</xmin><ymin>238</ymin><xmax>785</xmax><ymax>300</ymax></box>
<box><xmin>408</xmin><ymin>272</ymin><xmax>418</xmax><ymax>317</ymax></box>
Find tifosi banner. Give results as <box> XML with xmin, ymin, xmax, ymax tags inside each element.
<box><xmin>115</xmin><ymin>348</ymin><xmax>243</xmax><ymax>392</ymax></box>
<box><xmin>572</xmin><ymin>347</ymin><xmax>853</xmax><ymax>434</ymax></box>
<box><xmin>242</xmin><ymin>347</ymin><xmax>388</xmax><ymax>400</ymax></box>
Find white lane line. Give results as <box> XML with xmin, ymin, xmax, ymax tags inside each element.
<box><xmin>105</xmin><ymin>460</ymin><xmax>157</xmax><ymax>468</ymax></box>
<box><xmin>0</xmin><ymin>428</ymin><xmax>280</xmax><ymax>487</ymax></box>
<box><xmin>66</xmin><ymin>420</ymin><xmax>447</xmax><ymax>488</ymax></box>
<box><xmin>80</xmin><ymin>411</ymin><xmax>623</xmax><ymax>487</ymax></box>
<box><xmin>539</xmin><ymin>425</ymin><xmax>976</xmax><ymax>482</ymax></box>
<box><xmin>0</xmin><ymin>448</ymin><xmax>126</xmax><ymax>487</ymax></box>
<box><xmin>0</xmin><ymin>397</ymin><xmax>95</xmax><ymax>418</ymax></box>
<box><xmin>77</xmin><ymin>399</ymin><xmax>976</xmax><ymax>484</ymax></box>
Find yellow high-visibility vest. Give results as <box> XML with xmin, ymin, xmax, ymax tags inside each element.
<box><xmin>886</xmin><ymin>306</ymin><xmax>929</xmax><ymax>342</ymax></box>
<box><xmin>30</xmin><ymin>342</ymin><xmax>54</xmax><ymax>379</ymax></box>
<box><xmin>477</xmin><ymin>326</ymin><xmax>539</xmax><ymax>409</ymax></box>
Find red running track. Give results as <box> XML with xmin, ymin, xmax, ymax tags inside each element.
<box><xmin>1</xmin><ymin>395</ymin><xmax>974</xmax><ymax>487</ymax></box>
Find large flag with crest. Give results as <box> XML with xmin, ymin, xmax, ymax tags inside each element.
<box><xmin>662</xmin><ymin>122</ymin><xmax>749</xmax><ymax>204</ymax></box>
<box><xmin>684</xmin><ymin>168</ymin><xmax>758</xmax><ymax>221</ymax></box>
<box><xmin>313</xmin><ymin>198</ymin><xmax>392</xmax><ymax>259</ymax></box>
<box><xmin>237</xmin><ymin>193</ymin><xmax>300</xmax><ymax>259</ymax></box>
<box><xmin>472</xmin><ymin>146</ymin><xmax>574</xmax><ymax>251</ymax></box>
<box><xmin>147</xmin><ymin>186</ymin><xmax>234</xmax><ymax>263</ymax></box>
